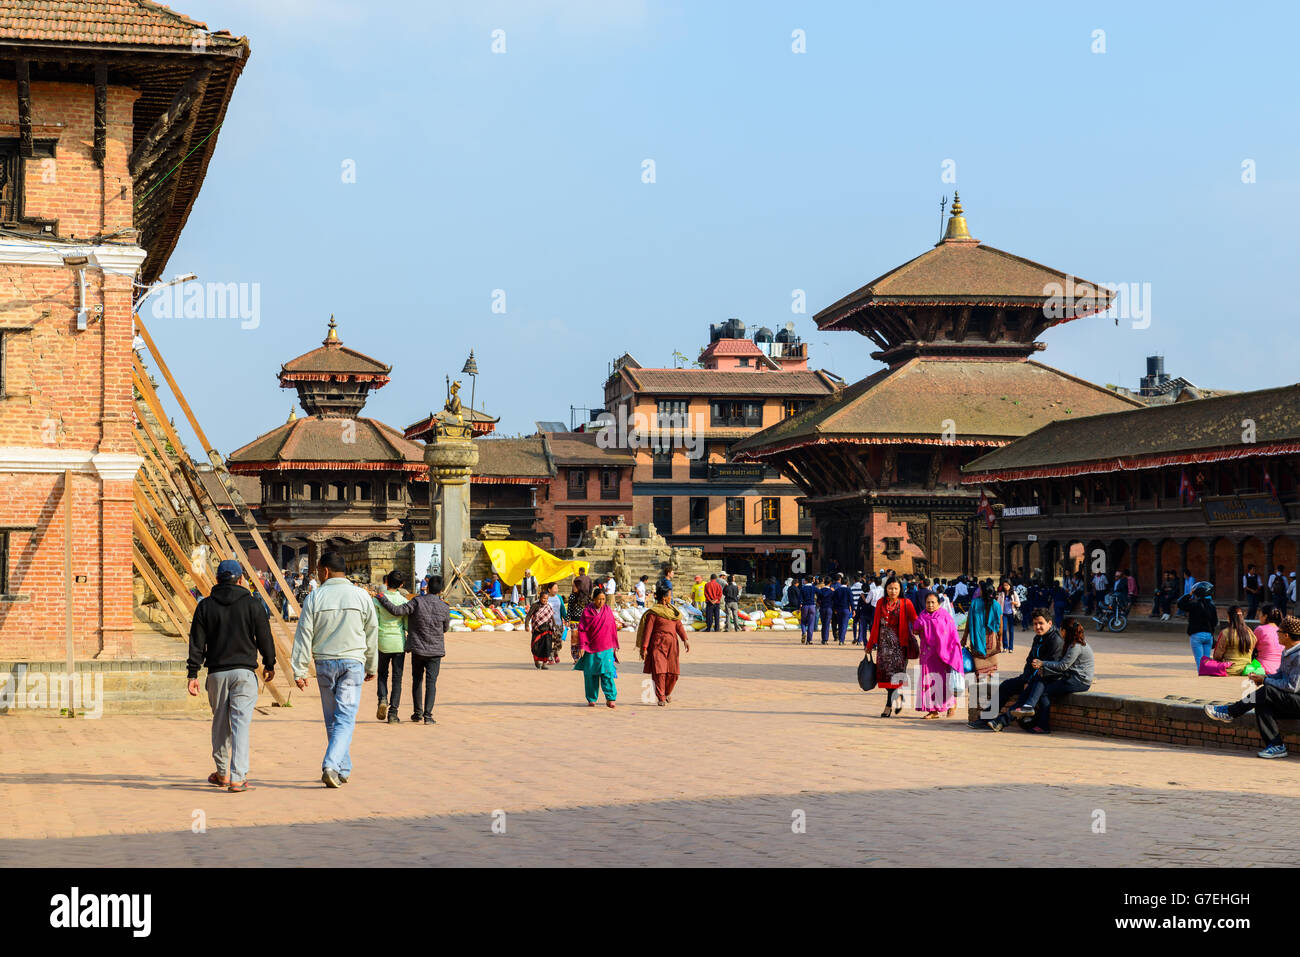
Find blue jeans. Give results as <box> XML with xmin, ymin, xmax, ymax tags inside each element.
<box><xmin>1002</xmin><ymin>614</ymin><xmax>1015</xmax><ymax>651</ymax></box>
<box><xmin>1189</xmin><ymin>632</ymin><xmax>1213</xmax><ymax>667</ymax></box>
<box><xmin>316</xmin><ymin>658</ymin><xmax>365</xmax><ymax>775</ymax></box>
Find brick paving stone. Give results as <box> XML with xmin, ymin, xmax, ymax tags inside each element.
<box><xmin>1</xmin><ymin>627</ymin><xmax>1298</xmax><ymax>866</ymax></box>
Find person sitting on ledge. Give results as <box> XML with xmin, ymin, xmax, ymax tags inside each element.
<box><xmin>973</xmin><ymin>608</ymin><xmax>1064</xmax><ymax>732</ymax></box>
<box><xmin>1254</xmin><ymin>605</ymin><xmax>1284</xmax><ymax>674</ymax></box>
<box><xmin>1211</xmin><ymin>606</ymin><xmax>1257</xmax><ymax>676</ymax></box>
<box><xmin>1002</xmin><ymin>620</ymin><xmax>1094</xmax><ymax>733</ymax></box>
<box><xmin>1205</xmin><ymin>615</ymin><xmax>1300</xmax><ymax>759</ymax></box>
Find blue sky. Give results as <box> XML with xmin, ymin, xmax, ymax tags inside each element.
<box><xmin>154</xmin><ymin>0</ymin><xmax>1299</xmax><ymax>454</ymax></box>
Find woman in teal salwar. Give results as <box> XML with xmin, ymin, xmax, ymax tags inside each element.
<box><xmin>574</xmin><ymin>589</ymin><xmax>620</xmax><ymax>708</ymax></box>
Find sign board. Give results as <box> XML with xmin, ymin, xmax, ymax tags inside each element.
<box><xmin>1001</xmin><ymin>505</ymin><xmax>1042</xmax><ymax>518</ymax></box>
<box><xmin>1026</xmin><ymin>534</ymin><xmax>1038</xmax><ymax>542</ymax></box>
<box><xmin>1202</xmin><ymin>494</ymin><xmax>1286</xmax><ymax>525</ymax></box>
<box><xmin>414</xmin><ymin>542</ymin><xmax>442</xmax><ymax>578</ymax></box>
<box><xmin>708</xmin><ymin>463</ymin><xmax>766</xmax><ymax>482</ymax></box>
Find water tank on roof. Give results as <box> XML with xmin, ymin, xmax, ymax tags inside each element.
<box><xmin>710</xmin><ymin>317</ymin><xmax>745</xmax><ymax>342</ymax></box>
<box><xmin>753</xmin><ymin>326</ymin><xmax>774</xmax><ymax>343</ymax></box>
<box><xmin>774</xmin><ymin>323</ymin><xmax>795</xmax><ymax>344</ymax></box>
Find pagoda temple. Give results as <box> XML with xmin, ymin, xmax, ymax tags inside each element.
<box><xmin>227</xmin><ymin>316</ymin><xmax>426</xmax><ymax>570</ymax></box>
<box><xmin>732</xmin><ymin>195</ymin><xmax>1144</xmax><ymax>578</ymax></box>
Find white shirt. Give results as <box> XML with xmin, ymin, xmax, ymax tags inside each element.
<box><xmin>604</xmin><ymin>578</ymin><xmax>616</xmax><ymax>595</ymax></box>
<box><xmin>635</xmin><ymin>581</ymin><xmax>646</xmax><ymax>601</ymax></box>
<box><xmin>954</xmin><ymin>581</ymin><xmax>969</xmax><ymax>599</ymax></box>
<box><xmin>868</xmin><ymin>582</ymin><xmax>884</xmax><ymax>605</ymax></box>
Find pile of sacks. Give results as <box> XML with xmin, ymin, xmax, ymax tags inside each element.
<box><xmin>447</xmin><ymin>602</ymin><xmax>528</xmax><ymax>633</ymax></box>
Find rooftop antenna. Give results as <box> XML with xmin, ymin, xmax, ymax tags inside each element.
<box><xmin>938</xmin><ymin>195</ymin><xmax>948</xmax><ymax>243</ymax></box>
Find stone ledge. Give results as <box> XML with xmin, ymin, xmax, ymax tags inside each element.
<box><xmin>1003</xmin><ymin>689</ymin><xmax>1300</xmax><ymax>752</ymax></box>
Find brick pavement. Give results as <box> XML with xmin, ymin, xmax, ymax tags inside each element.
<box><xmin>2</xmin><ymin>628</ymin><xmax>1297</xmax><ymax>866</ymax></box>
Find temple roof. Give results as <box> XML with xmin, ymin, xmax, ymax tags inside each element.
<box><xmin>473</xmin><ymin>436</ymin><xmax>555</xmax><ymax>479</ymax></box>
<box><xmin>814</xmin><ymin>195</ymin><xmax>1115</xmax><ymax>358</ymax></box>
<box><xmin>227</xmin><ymin>416</ymin><xmax>425</xmax><ymax>472</ymax></box>
<box><xmin>0</xmin><ymin>0</ymin><xmax>228</xmax><ymax>45</ymax></box>
<box><xmin>403</xmin><ymin>406</ymin><xmax>499</xmax><ymax>441</ymax></box>
<box><xmin>731</xmin><ymin>357</ymin><xmax>1143</xmax><ymax>458</ymax></box>
<box><xmin>962</xmin><ymin>383</ymin><xmax>1300</xmax><ymax>482</ymax></box>
<box><xmin>279</xmin><ymin>316</ymin><xmax>392</xmax><ymax>383</ymax></box>
<box><xmin>546</xmin><ymin>431</ymin><xmax>636</xmax><ymax>467</ymax></box>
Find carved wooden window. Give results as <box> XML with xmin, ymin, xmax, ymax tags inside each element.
<box><xmin>0</xmin><ymin>138</ymin><xmax>58</xmax><ymax>233</ymax></box>
<box><xmin>726</xmin><ymin>497</ymin><xmax>744</xmax><ymax>534</ymax></box>
<box><xmin>761</xmin><ymin>497</ymin><xmax>779</xmax><ymax>533</ymax></box>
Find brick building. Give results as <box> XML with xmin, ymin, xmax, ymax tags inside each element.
<box><xmin>601</xmin><ymin>318</ymin><xmax>841</xmax><ymax>582</ymax></box>
<box><xmin>0</xmin><ymin>2</ymin><xmax>246</xmax><ymax>658</ymax></box>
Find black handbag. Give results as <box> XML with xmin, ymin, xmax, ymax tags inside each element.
<box><xmin>857</xmin><ymin>656</ymin><xmax>878</xmax><ymax>692</ymax></box>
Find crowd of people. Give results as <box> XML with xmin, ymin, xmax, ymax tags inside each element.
<box><xmin>183</xmin><ymin>552</ymin><xmax>1300</xmax><ymax>791</ymax></box>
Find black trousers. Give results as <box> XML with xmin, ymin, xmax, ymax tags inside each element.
<box><xmin>410</xmin><ymin>653</ymin><xmax>442</xmax><ymax>720</ymax></box>
<box><xmin>1225</xmin><ymin>684</ymin><xmax>1300</xmax><ymax>747</ymax></box>
<box><xmin>704</xmin><ymin>603</ymin><xmax>721</xmax><ymax>631</ymax></box>
<box><xmin>377</xmin><ymin>651</ymin><xmax>405</xmax><ymax>713</ymax></box>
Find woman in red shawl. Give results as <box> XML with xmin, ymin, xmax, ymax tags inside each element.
<box><xmin>636</xmin><ymin>584</ymin><xmax>691</xmax><ymax>705</ymax></box>
<box><xmin>867</xmin><ymin>577</ymin><xmax>916</xmax><ymax>717</ymax></box>
<box><xmin>574</xmin><ymin>589</ymin><xmax>620</xmax><ymax>707</ymax></box>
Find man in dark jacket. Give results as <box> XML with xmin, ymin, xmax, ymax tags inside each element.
<box><xmin>1178</xmin><ymin>581</ymin><xmax>1217</xmax><ymax>666</ymax></box>
<box><xmin>721</xmin><ymin>576</ymin><xmax>741</xmax><ymax>632</ymax></box>
<box><xmin>186</xmin><ymin>559</ymin><xmax>276</xmax><ymax>792</ymax></box>
<box><xmin>374</xmin><ymin>574</ymin><xmax>451</xmax><ymax>724</ymax></box>
<box><xmin>977</xmin><ymin>608</ymin><xmax>1065</xmax><ymax>731</ymax></box>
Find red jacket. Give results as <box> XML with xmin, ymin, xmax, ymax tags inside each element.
<box><xmin>704</xmin><ymin>580</ymin><xmax>723</xmax><ymax>603</ymax></box>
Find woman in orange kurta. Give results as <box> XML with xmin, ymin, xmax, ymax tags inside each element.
<box><xmin>636</xmin><ymin>585</ymin><xmax>691</xmax><ymax>705</ymax></box>
<box><xmin>867</xmin><ymin>578</ymin><xmax>917</xmax><ymax>717</ymax></box>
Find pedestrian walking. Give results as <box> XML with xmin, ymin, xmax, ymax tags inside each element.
<box><xmin>911</xmin><ymin>591</ymin><xmax>963</xmax><ymax>717</ymax></box>
<box><xmin>525</xmin><ymin>582</ymin><xmax>562</xmax><ymax>669</ymax></box>
<box><xmin>373</xmin><ymin>569</ymin><xmax>408</xmax><ymax>723</ymax></box>
<box><xmin>291</xmin><ymin>550</ymin><xmax>378</xmax><ymax>788</ymax></box>
<box><xmin>186</xmin><ymin>559</ymin><xmax>276</xmax><ymax>793</ymax></box>
<box><xmin>636</xmin><ymin>584</ymin><xmax>690</xmax><ymax>705</ymax></box>
<box><xmin>373</xmin><ymin>574</ymin><xmax>451</xmax><ymax>725</ymax></box>
<box><xmin>722</xmin><ymin>575</ymin><xmax>741</xmax><ymax>632</ymax></box>
<box><xmin>574</xmin><ymin>588</ymin><xmax>620</xmax><ymax>707</ymax></box>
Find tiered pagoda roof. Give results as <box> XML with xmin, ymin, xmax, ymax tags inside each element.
<box><xmin>815</xmin><ymin>194</ymin><xmax>1114</xmax><ymax>364</ymax></box>
<box><xmin>227</xmin><ymin>317</ymin><xmax>424</xmax><ymax>474</ymax></box>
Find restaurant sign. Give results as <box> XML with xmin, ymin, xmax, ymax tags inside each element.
<box><xmin>1201</xmin><ymin>494</ymin><xmax>1286</xmax><ymax>525</ymax></box>
<box><xmin>1001</xmin><ymin>505</ymin><xmax>1042</xmax><ymax>518</ymax></box>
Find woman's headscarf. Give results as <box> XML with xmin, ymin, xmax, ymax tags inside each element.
<box><xmin>634</xmin><ymin>598</ymin><xmax>680</xmax><ymax>652</ymax></box>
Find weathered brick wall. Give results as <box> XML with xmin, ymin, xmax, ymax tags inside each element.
<box><xmin>0</xmin><ymin>77</ymin><xmax>143</xmax><ymax>660</ymax></box>
<box><xmin>0</xmin><ymin>79</ymin><xmax>136</xmax><ymax>239</ymax></box>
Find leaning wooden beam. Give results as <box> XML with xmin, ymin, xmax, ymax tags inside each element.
<box><xmin>131</xmin><ymin>544</ymin><xmax>190</xmax><ymax>639</ymax></box>
<box><xmin>135</xmin><ymin>315</ymin><xmax>302</xmax><ymax>619</ymax></box>
<box><xmin>134</xmin><ymin>485</ymin><xmax>213</xmax><ymax>596</ymax></box>
<box><xmin>133</xmin><ymin>513</ymin><xmax>198</xmax><ymax>614</ymax></box>
<box><xmin>132</xmin><ymin>363</ymin><xmax>303</xmax><ymax>681</ymax></box>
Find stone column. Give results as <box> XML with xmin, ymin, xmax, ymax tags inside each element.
<box><xmin>425</xmin><ymin>434</ymin><xmax>478</xmax><ymax>596</ymax></box>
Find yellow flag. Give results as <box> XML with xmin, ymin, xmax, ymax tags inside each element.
<box><xmin>484</xmin><ymin>540</ymin><xmax>589</xmax><ymax>587</ymax></box>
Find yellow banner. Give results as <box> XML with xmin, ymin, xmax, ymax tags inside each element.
<box><xmin>484</xmin><ymin>540</ymin><xmax>589</xmax><ymax>587</ymax></box>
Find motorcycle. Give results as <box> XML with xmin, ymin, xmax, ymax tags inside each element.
<box><xmin>1092</xmin><ymin>593</ymin><xmax>1129</xmax><ymax>632</ymax></box>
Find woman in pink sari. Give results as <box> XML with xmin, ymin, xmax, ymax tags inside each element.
<box><xmin>574</xmin><ymin>589</ymin><xmax>620</xmax><ymax>708</ymax></box>
<box><xmin>911</xmin><ymin>592</ymin><xmax>964</xmax><ymax>717</ymax></box>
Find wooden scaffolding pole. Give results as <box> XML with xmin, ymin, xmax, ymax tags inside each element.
<box><xmin>131</xmin><ymin>362</ymin><xmax>302</xmax><ymax>695</ymax></box>
<box><xmin>134</xmin><ymin>315</ymin><xmax>302</xmax><ymax>619</ymax></box>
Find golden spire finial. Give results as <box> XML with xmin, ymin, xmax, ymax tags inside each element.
<box><xmin>941</xmin><ymin>191</ymin><xmax>974</xmax><ymax>243</ymax></box>
<box><xmin>287</xmin><ymin>404</ymin><xmax>297</xmax><ymax>423</ymax></box>
<box><xmin>325</xmin><ymin>314</ymin><xmax>339</xmax><ymax>342</ymax></box>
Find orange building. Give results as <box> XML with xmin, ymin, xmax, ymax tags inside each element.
<box><xmin>601</xmin><ymin>319</ymin><xmax>841</xmax><ymax>583</ymax></box>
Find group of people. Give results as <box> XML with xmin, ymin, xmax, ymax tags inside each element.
<box><xmin>522</xmin><ymin>566</ymin><xmax>690</xmax><ymax>708</ymax></box>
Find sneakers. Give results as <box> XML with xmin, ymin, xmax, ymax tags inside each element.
<box><xmin>1258</xmin><ymin>745</ymin><xmax>1288</xmax><ymax>759</ymax></box>
<box><xmin>321</xmin><ymin>768</ymin><xmax>342</xmax><ymax>788</ymax></box>
<box><xmin>1160</xmin><ymin>613</ymin><xmax>1171</xmax><ymax>622</ymax></box>
<box><xmin>1203</xmin><ymin>704</ymin><xmax>1233</xmax><ymax>723</ymax></box>
<box><xmin>339</xmin><ymin>774</ymin><xmax>350</xmax><ymax>784</ymax></box>
<box><xmin>984</xmin><ymin>719</ymin><xmax>1004</xmax><ymax>732</ymax></box>
<box><xmin>411</xmin><ymin>713</ymin><xmax>422</xmax><ymax>723</ymax></box>
<box><xmin>386</xmin><ymin>714</ymin><xmax>401</xmax><ymax>724</ymax></box>
<box><xmin>377</xmin><ymin>702</ymin><xmax>388</xmax><ymax>721</ymax></box>
<box><xmin>423</xmin><ymin>717</ymin><xmax>436</xmax><ymax>725</ymax></box>
<box><xmin>1010</xmin><ymin>705</ymin><xmax>1036</xmax><ymax>718</ymax></box>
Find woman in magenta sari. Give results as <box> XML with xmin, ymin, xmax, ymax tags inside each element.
<box><xmin>574</xmin><ymin>589</ymin><xmax>619</xmax><ymax>708</ymax></box>
<box><xmin>911</xmin><ymin>591</ymin><xmax>964</xmax><ymax>718</ymax></box>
